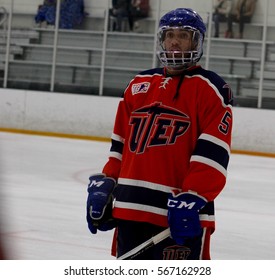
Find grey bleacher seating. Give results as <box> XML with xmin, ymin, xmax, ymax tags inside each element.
<box><xmin>1</xmin><ymin>11</ymin><xmax>275</xmax><ymax>108</ymax></box>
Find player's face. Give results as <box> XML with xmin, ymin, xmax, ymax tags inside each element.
<box><xmin>163</xmin><ymin>28</ymin><xmax>193</xmax><ymax>57</ymax></box>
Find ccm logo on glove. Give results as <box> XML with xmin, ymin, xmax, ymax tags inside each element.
<box><xmin>167</xmin><ymin>192</ymin><xmax>207</xmax><ymax>244</ymax></box>
<box><xmin>88</xmin><ymin>179</ymin><xmax>105</xmax><ymax>188</ymax></box>
<box><xmin>167</xmin><ymin>199</ymin><xmax>198</xmax><ymax>210</ymax></box>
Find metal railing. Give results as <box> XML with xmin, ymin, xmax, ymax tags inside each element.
<box><xmin>0</xmin><ymin>0</ymin><xmax>274</xmax><ymax>109</ymax></box>
<box><xmin>0</xmin><ymin>6</ymin><xmax>8</xmax><ymax>36</ymax></box>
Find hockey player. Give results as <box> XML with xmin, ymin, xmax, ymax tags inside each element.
<box><xmin>86</xmin><ymin>8</ymin><xmax>233</xmax><ymax>260</ymax></box>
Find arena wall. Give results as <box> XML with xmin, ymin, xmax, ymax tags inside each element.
<box><xmin>1</xmin><ymin>88</ymin><xmax>275</xmax><ymax>155</ymax></box>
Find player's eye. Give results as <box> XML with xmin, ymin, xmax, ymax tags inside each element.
<box><xmin>165</xmin><ymin>31</ymin><xmax>174</xmax><ymax>39</ymax></box>
<box><xmin>178</xmin><ymin>31</ymin><xmax>191</xmax><ymax>40</ymax></box>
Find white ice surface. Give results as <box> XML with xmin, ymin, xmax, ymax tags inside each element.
<box><xmin>0</xmin><ymin>132</ymin><xmax>275</xmax><ymax>260</ymax></box>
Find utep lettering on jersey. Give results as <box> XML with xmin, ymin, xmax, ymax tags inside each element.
<box><xmin>129</xmin><ymin>102</ymin><xmax>190</xmax><ymax>153</ymax></box>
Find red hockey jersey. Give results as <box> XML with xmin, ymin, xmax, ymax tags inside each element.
<box><xmin>102</xmin><ymin>65</ymin><xmax>233</xmax><ymax>231</ymax></box>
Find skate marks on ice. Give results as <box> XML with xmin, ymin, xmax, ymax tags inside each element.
<box><xmin>0</xmin><ymin>132</ymin><xmax>274</xmax><ymax>259</ymax></box>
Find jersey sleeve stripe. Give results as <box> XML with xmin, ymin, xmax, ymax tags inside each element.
<box><xmin>111</xmin><ymin>133</ymin><xmax>125</xmax><ymax>143</ymax></box>
<box><xmin>199</xmin><ymin>133</ymin><xmax>231</xmax><ymax>155</ymax></box>
<box><xmin>110</xmin><ymin>139</ymin><xmax>124</xmax><ymax>154</ymax></box>
<box><xmin>199</xmin><ymin>214</ymin><xmax>215</xmax><ymax>222</ymax></box>
<box><xmin>109</xmin><ymin>134</ymin><xmax>124</xmax><ymax>160</ymax></box>
<box><xmin>186</xmin><ymin>74</ymin><xmax>233</xmax><ymax>108</ymax></box>
<box><xmin>190</xmin><ymin>155</ymin><xmax>227</xmax><ymax>177</ymax></box>
<box><xmin>109</xmin><ymin>151</ymin><xmax>122</xmax><ymax>161</ymax></box>
<box><xmin>193</xmin><ymin>137</ymin><xmax>230</xmax><ymax>170</ymax></box>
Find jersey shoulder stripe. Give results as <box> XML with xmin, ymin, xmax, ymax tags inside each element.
<box><xmin>138</xmin><ymin>67</ymin><xmax>164</xmax><ymax>76</ymax></box>
<box><xmin>186</xmin><ymin>67</ymin><xmax>234</xmax><ymax>107</ymax></box>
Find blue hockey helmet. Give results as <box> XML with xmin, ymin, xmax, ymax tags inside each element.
<box><xmin>157</xmin><ymin>8</ymin><xmax>206</xmax><ymax>69</ymax></box>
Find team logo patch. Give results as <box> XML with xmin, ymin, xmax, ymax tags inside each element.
<box><xmin>131</xmin><ymin>82</ymin><xmax>150</xmax><ymax>95</ymax></box>
<box><xmin>129</xmin><ymin>102</ymin><xmax>190</xmax><ymax>154</ymax></box>
<box><xmin>223</xmin><ymin>83</ymin><xmax>233</xmax><ymax>103</ymax></box>
<box><xmin>163</xmin><ymin>245</ymin><xmax>191</xmax><ymax>260</ymax></box>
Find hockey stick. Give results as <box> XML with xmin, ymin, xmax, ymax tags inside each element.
<box><xmin>117</xmin><ymin>228</ymin><xmax>170</xmax><ymax>260</ymax></box>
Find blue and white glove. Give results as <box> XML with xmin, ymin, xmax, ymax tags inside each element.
<box><xmin>167</xmin><ymin>192</ymin><xmax>207</xmax><ymax>245</ymax></box>
<box><xmin>86</xmin><ymin>173</ymin><xmax>117</xmax><ymax>234</ymax></box>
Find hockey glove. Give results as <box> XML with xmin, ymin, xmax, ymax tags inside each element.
<box><xmin>86</xmin><ymin>173</ymin><xmax>117</xmax><ymax>234</ymax></box>
<box><xmin>167</xmin><ymin>192</ymin><xmax>207</xmax><ymax>245</ymax></box>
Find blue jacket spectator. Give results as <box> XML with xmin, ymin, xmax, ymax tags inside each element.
<box><xmin>35</xmin><ymin>0</ymin><xmax>86</xmax><ymax>29</ymax></box>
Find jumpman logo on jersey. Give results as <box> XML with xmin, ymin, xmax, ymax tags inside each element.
<box><xmin>159</xmin><ymin>77</ymin><xmax>172</xmax><ymax>89</ymax></box>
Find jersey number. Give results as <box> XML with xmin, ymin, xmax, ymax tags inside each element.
<box><xmin>219</xmin><ymin>111</ymin><xmax>232</xmax><ymax>135</ymax></box>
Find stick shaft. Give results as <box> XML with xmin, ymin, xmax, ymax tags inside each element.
<box><xmin>117</xmin><ymin>228</ymin><xmax>170</xmax><ymax>260</ymax></box>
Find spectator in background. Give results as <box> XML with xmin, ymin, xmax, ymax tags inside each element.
<box><xmin>59</xmin><ymin>0</ymin><xmax>86</xmax><ymax>29</ymax></box>
<box><xmin>109</xmin><ymin>0</ymin><xmax>131</xmax><ymax>31</ymax></box>
<box><xmin>212</xmin><ymin>0</ymin><xmax>232</xmax><ymax>37</ymax></box>
<box><xmin>35</xmin><ymin>0</ymin><xmax>86</xmax><ymax>29</ymax></box>
<box><xmin>35</xmin><ymin>0</ymin><xmax>56</xmax><ymax>27</ymax></box>
<box><xmin>225</xmin><ymin>0</ymin><xmax>257</xmax><ymax>38</ymax></box>
<box><xmin>128</xmin><ymin>0</ymin><xmax>150</xmax><ymax>32</ymax></box>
